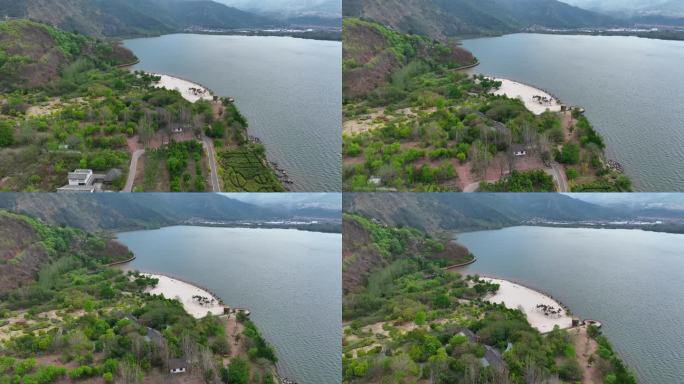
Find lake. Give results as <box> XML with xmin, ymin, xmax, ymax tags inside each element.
<box><xmin>123</xmin><ymin>34</ymin><xmax>342</xmax><ymax>192</ymax></box>
<box><xmin>456</xmin><ymin>226</ymin><xmax>684</xmax><ymax>384</ymax></box>
<box><xmin>462</xmin><ymin>33</ymin><xmax>684</xmax><ymax>191</ymax></box>
<box><xmin>117</xmin><ymin>226</ymin><xmax>342</xmax><ymax>384</ymax></box>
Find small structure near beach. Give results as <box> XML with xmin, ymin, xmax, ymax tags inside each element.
<box><xmin>512</xmin><ymin>144</ymin><xmax>528</xmax><ymax>157</ymax></box>
<box><xmin>168</xmin><ymin>358</ymin><xmax>187</xmax><ymax>374</ymax></box>
<box><xmin>481</xmin><ymin>345</ymin><xmax>507</xmax><ymax>372</ymax></box>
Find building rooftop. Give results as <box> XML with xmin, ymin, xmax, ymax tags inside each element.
<box><xmin>511</xmin><ymin>144</ymin><xmax>527</xmax><ymax>151</ymax></box>
<box><xmin>168</xmin><ymin>358</ymin><xmax>187</xmax><ymax>370</ymax></box>
<box><xmin>67</xmin><ymin>169</ymin><xmax>93</xmax><ymax>181</ymax></box>
<box><xmin>57</xmin><ymin>185</ymin><xmax>95</xmax><ymax>193</ymax></box>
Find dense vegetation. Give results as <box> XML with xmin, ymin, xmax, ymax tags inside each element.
<box><xmin>343</xmin><ymin>213</ymin><xmax>475</xmax><ymax>294</ymax></box>
<box><xmin>342</xmin><ymin>214</ymin><xmax>637</xmax><ymax>384</ymax></box>
<box><xmin>479</xmin><ymin>170</ymin><xmax>555</xmax><ymax>192</ymax></box>
<box><xmin>0</xmin><ymin>212</ymin><xmax>279</xmax><ymax>384</ymax></box>
<box><xmin>342</xmin><ymin>19</ymin><xmax>631</xmax><ymax>192</ymax></box>
<box><xmin>0</xmin><ymin>19</ymin><xmax>136</xmax><ymax>91</ymax></box>
<box><xmin>0</xmin><ymin>209</ymin><xmax>132</xmax><ymax>294</ymax></box>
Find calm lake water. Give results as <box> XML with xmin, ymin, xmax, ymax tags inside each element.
<box><xmin>117</xmin><ymin>226</ymin><xmax>342</xmax><ymax>384</ymax></box>
<box><xmin>123</xmin><ymin>34</ymin><xmax>342</xmax><ymax>192</ymax></box>
<box><xmin>463</xmin><ymin>34</ymin><xmax>684</xmax><ymax>191</ymax></box>
<box><xmin>456</xmin><ymin>226</ymin><xmax>684</xmax><ymax>384</ymax></box>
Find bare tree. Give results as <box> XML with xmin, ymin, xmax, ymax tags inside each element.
<box><xmin>198</xmin><ymin>346</ymin><xmax>218</xmax><ymax>384</ymax></box>
<box><xmin>117</xmin><ymin>361</ymin><xmax>142</xmax><ymax>384</ymax></box>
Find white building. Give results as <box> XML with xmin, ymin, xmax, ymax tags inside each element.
<box><xmin>57</xmin><ymin>169</ymin><xmax>96</xmax><ymax>192</ymax></box>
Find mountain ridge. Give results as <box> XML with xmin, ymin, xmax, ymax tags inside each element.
<box><xmin>343</xmin><ymin>0</ymin><xmax>619</xmax><ymax>39</ymax></box>
<box><xmin>0</xmin><ymin>193</ymin><xmax>330</xmax><ymax>233</ymax></box>
<box><xmin>0</xmin><ymin>0</ymin><xmax>279</xmax><ymax>38</ymax></box>
<box><xmin>343</xmin><ymin>193</ymin><xmax>623</xmax><ymax>234</ymax></box>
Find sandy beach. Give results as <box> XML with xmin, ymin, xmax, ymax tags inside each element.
<box><xmin>152</xmin><ymin>74</ymin><xmax>214</xmax><ymax>103</ymax></box>
<box><xmin>491</xmin><ymin>78</ymin><xmax>562</xmax><ymax>115</ymax></box>
<box><xmin>483</xmin><ymin>277</ymin><xmax>573</xmax><ymax>333</ymax></box>
<box><xmin>144</xmin><ymin>274</ymin><xmax>224</xmax><ymax>318</ymax></box>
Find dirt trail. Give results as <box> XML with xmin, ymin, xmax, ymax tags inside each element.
<box><xmin>572</xmin><ymin>326</ymin><xmax>601</xmax><ymax>384</ymax></box>
<box><xmin>223</xmin><ymin>314</ymin><xmax>245</xmax><ymax>364</ymax></box>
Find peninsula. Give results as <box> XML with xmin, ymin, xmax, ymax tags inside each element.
<box><xmin>342</xmin><ymin>213</ymin><xmax>637</xmax><ymax>383</ymax></box>
<box><xmin>0</xmin><ymin>19</ymin><xmax>284</xmax><ymax>192</ymax></box>
<box><xmin>0</xmin><ymin>209</ymin><xmax>282</xmax><ymax>384</ymax></box>
<box><xmin>342</xmin><ymin>18</ymin><xmax>632</xmax><ymax>192</ymax></box>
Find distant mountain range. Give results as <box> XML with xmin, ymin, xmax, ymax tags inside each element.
<box><xmin>215</xmin><ymin>0</ymin><xmax>341</xmax><ymax>19</ymax></box>
<box><xmin>0</xmin><ymin>193</ymin><xmax>340</xmax><ymax>232</ymax></box>
<box><xmin>344</xmin><ymin>193</ymin><xmax>684</xmax><ymax>235</ymax></box>
<box><xmin>343</xmin><ymin>0</ymin><xmax>619</xmax><ymax>39</ymax></box>
<box><xmin>564</xmin><ymin>0</ymin><xmax>684</xmax><ymax>18</ymax></box>
<box><xmin>0</xmin><ymin>0</ymin><xmax>281</xmax><ymax>38</ymax></box>
<box><xmin>343</xmin><ymin>193</ymin><xmax>622</xmax><ymax>233</ymax></box>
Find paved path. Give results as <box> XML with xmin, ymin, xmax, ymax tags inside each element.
<box><xmin>123</xmin><ymin>149</ymin><xmax>145</xmax><ymax>192</ymax></box>
<box><xmin>203</xmin><ymin>135</ymin><xmax>220</xmax><ymax>192</ymax></box>
<box><xmin>550</xmin><ymin>162</ymin><xmax>568</xmax><ymax>192</ymax></box>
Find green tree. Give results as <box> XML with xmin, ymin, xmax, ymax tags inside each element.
<box><xmin>415</xmin><ymin>311</ymin><xmax>427</xmax><ymax>326</ymax></box>
<box><xmin>560</xmin><ymin>143</ymin><xmax>580</xmax><ymax>165</ymax></box>
<box><xmin>0</xmin><ymin>122</ymin><xmax>14</xmax><ymax>147</ymax></box>
<box><xmin>220</xmin><ymin>357</ymin><xmax>250</xmax><ymax>384</ymax></box>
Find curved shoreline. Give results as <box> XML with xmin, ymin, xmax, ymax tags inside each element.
<box><xmin>448</xmin><ymin>260</ymin><xmax>595</xmax><ymax>333</ymax></box>
<box><xmin>490</xmin><ymin>77</ymin><xmax>563</xmax><ymax>115</ymax></box>
<box><xmin>150</xmin><ymin>73</ymin><xmax>216</xmax><ymax>103</ymax></box>
<box><xmin>444</xmin><ymin>257</ymin><xmax>477</xmax><ymax>270</ymax></box>
<box><xmin>105</xmin><ymin>255</ymin><xmax>136</xmax><ymax>267</ymax></box>
<box><xmin>490</xmin><ymin>76</ymin><xmax>563</xmax><ymax>104</ymax></box>
<box><xmin>481</xmin><ymin>276</ymin><xmax>574</xmax><ymax>333</ymax></box>
<box><xmin>455</xmin><ymin>60</ymin><xmax>480</xmax><ymax>71</ymax></box>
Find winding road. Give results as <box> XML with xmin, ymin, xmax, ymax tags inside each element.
<box><xmin>123</xmin><ymin>149</ymin><xmax>145</xmax><ymax>192</ymax></box>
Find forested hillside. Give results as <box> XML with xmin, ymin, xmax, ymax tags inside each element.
<box><xmin>0</xmin><ymin>19</ymin><xmax>136</xmax><ymax>91</ymax></box>
<box><xmin>343</xmin><ymin>18</ymin><xmax>476</xmax><ymax>98</ymax></box>
<box><xmin>0</xmin><ymin>210</ymin><xmax>131</xmax><ymax>294</ymax></box>
<box><xmin>343</xmin><ymin>213</ymin><xmax>473</xmax><ymax>293</ymax></box>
